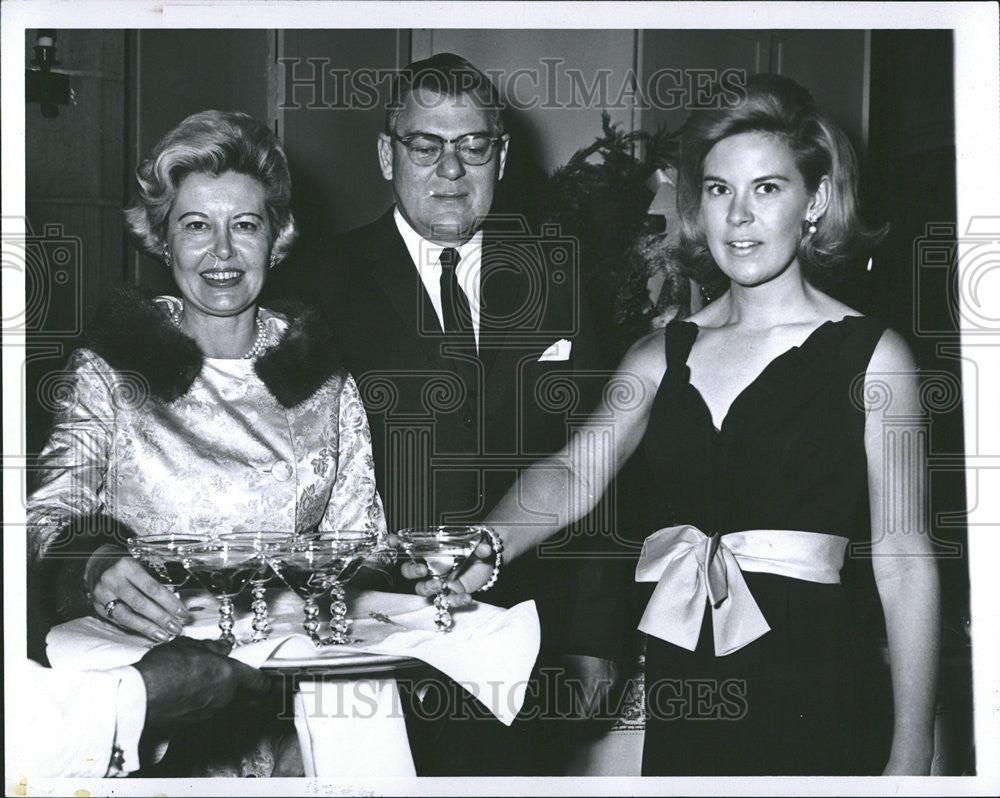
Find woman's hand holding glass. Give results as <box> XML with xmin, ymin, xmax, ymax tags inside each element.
<box><xmin>86</xmin><ymin>543</ymin><xmax>193</xmax><ymax>642</ymax></box>
<box><xmin>394</xmin><ymin>529</ymin><xmax>495</xmax><ymax>612</ymax></box>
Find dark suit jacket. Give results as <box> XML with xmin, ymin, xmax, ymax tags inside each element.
<box><xmin>269</xmin><ymin>209</ymin><xmax>629</xmax><ymax>660</ymax></box>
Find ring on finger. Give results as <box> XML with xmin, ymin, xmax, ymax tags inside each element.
<box><xmin>103</xmin><ymin>598</ymin><xmax>121</xmax><ymax>618</ymax></box>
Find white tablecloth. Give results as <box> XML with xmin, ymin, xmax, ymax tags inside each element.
<box><xmin>46</xmin><ymin>589</ymin><xmax>540</xmax><ymax>776</ymax></box>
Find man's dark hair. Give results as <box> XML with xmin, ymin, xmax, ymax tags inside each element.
<box><xmin>385</xmin><ymin>52</ymin><xmax>504</xmax><ymax>135</ymax></box>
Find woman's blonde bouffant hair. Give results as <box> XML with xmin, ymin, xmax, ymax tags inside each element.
<box><xmin>676</xmin><ymin>74</ymin><xmax>885</xmax><ymax>293</ymax></box>
<box><xmin>124</xmin><ymin>110</ymin><xmax>297</xmax><ymax>264</ymax></box>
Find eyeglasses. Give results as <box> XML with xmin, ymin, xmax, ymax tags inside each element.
<box><xmin>389</xmin><ymin>132</ymin><xmax>503</xmax><ymax>167</ymax></box>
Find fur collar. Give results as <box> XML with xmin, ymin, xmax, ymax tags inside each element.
<box><xmin>86</xmin><ymin>287</ymin><xmax>343</xmax><ymax>407</ymax></box>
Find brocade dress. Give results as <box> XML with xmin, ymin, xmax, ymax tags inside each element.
<box><xmin>639</xmin><ymin>315</ymin><xmax>887</xmax><ymax>776</ymax></box>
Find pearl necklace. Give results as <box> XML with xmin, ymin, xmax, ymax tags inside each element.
<box><xmin>243</xmin><ymin>315</ymin><xmax>270</xmax><ymax>360</ymax></box>
<box><xmin>168</xmin><ymin>305</ymin><xmax>270</xmax><ymax>360</ymax></box>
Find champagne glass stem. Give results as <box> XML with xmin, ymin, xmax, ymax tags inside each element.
<box><xmin>433</xmin><ymin>583</ymin><xmax>453</xmax><ymax>633</ymax></box>
<box><xmin>303</xmin><ymin>596</ymin><xmax>321</xmax><ymax>641</ymax></box>
<box><xmin>250</xmin><ymin>581</ymin><xmax>270</xmax><ymax>642</ymax></box>
<box><xmin>218</xmin><ymin>596</ymin><xmax>236</xmax><ymax>646</ymax></box>
<box><xmin>326</xmin><ymin>581</ymin><xmax>350</xmax><ymax>645</ymax></box>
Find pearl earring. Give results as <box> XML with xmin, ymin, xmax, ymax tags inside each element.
<box><xmin>163</xmin><ymin>246</ymin><xmax>171</xmax><ymax>266</ymax></box>
<box><xmin>806</xmin><ymin>217</ymin><xmax>818</xmax><ymax>235</ymax></box>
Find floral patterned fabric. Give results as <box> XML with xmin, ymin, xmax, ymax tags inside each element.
<box><xmin>28</xmin><ymin>299</ymin><xmax>387</xmax><ymax>563</ymax></box>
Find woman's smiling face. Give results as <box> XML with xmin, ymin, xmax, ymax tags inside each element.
<box><xmin>165</xmin><ymin>170</ymin><xmax>272</xmax><ymax>321</ymax></box>
<box><xmin>699</xmin><ymin>131</ymin><xmax>828</xmax><ymax>288</ymax></box>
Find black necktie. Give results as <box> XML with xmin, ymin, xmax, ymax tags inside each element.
<box><xmin>438</xmin><ymin>248</ymin><xmax>479</xmax><ymax>417</ymax></box>
<box><xmin>439</xmin><ymin>248</ymin><xmax>475</xmax><ymax>348</ymax></box>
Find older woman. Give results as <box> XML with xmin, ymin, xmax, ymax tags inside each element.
<box><xmin>410</xmin><ymin>74</ymin><xmax>940</xmax><ymax>776</ymax></box>
<box><xmin>28</xmin><ymin>111</ymin><xmax>387</xmax><ymax>697</ymax></box>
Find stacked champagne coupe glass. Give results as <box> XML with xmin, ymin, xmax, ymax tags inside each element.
<box><xmin>268</xmin><ymin>530</ymin><xmax>380</xmax><ymax>645</ymax></box>
<box><xmin>179</xmin><ymin>538</ymin><xmax>263</xmax><ymax>646</ymax></box>
<box><xmin>126</xmin><ymin>529</ymin><xmax>383</xmax><ymax>647</ymax></box>
<box><xmin>217</xmin><ymin>531</ymin><xmax>294</xmax><ymax>642</ymax></box>
<box><xmin>126</xmin><ymin>532</ymin><xmax>210</xmax><ymax>601</ymax></box>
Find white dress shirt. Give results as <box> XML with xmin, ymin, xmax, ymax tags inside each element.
<box><xmin>393</xmin><ymin>208</ymin><xmax>482</xmax><ymax>350</ymax></box>
<box><xmin>9</xmin><ymin>660</ymin><xmax>146</xmax><ymax>778</ymax></box>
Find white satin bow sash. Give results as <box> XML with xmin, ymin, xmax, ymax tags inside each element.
<box><xmin>635</xmin><ymin>526</ymin><xmax>849</xmax><ymax>656</ymax></box>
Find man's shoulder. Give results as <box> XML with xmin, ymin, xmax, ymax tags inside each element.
<box><xmin>335</xmin><ymin>212</ymin><xmax>389</xmax><ymax>244</ymax></box>
<box><xmin>320</xmin><ymin>209</ymin><xmax>397</xmax><ymax>272</ymax></box>
<box><xmin>334</xmin><ymin>208</ymin><xmax>395</xmax><ymax>246</ymax></box>
<box><xmin>268</xmin><ymin>209</ymin><xmax>399</xmax><ymax>313</ymax></box>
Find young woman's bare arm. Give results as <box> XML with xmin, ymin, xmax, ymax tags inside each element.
<box><xmin>865</xmin><ymin>330</ymin><xmax>940</xmax><ymax>775</ymax></box>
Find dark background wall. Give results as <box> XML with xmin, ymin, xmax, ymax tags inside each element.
<box><xmin>865</xmin><ymin>32</ymin><xmax>970</xmax><ymax>774</ymax></box>
<box><xmin>278</xmin><ymin>29</ymin><xmax>408</xmax><ymax>277</ymax></box>
<box><xmin>24</xmin><ymin>29</ymin><xmax>128</xmax><ymax>460</ymax></box>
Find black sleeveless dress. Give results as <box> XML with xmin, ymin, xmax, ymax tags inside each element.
<box><xmin>640</xmin><ymin>315</ymin><xmax>887</xmax><ymax>776</ymax></box>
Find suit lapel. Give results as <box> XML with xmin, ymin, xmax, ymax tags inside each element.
<box><xmin>366</xmin><ymin>211</ymin><xmax>447</xmax><ymax>365</ymax></box>
<box><xmin>479</xmin><ymin>231</ymin><xmax>531</xmax><ymax>380</ymax></box>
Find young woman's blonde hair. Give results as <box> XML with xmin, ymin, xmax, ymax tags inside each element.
<box><xmin>676</xmin><ymin>73</ymin><xmax>885</xmax><ymax>293</ymax></box>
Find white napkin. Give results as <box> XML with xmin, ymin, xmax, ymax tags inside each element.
<box><xmin>293</xmin><ymin>680</ymin><xmax>416</xmax><ymax>777</ymax></box>
<box><xmin>46</xmin><ymin>588</ymin><xmax>540</xmax><ymax>725</ymax></box>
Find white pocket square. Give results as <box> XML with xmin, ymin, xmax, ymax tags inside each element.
<box><xmin>538</xmin><ymin>339</ymin><xmax>572</xmax><ymax>362</ymax></box>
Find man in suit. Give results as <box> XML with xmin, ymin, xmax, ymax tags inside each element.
<box><xmin>270</xmin><ymin>52</ymin><xmax>627</xmax><ymax>775</ymax></box>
